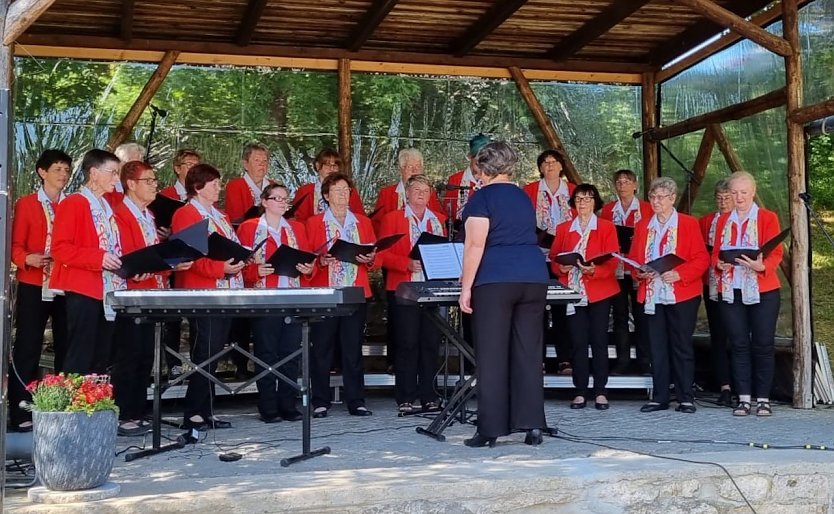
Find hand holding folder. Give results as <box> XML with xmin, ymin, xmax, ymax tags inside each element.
<box><xmin>553</xmin><ymin>252</ymin><xmax>614</xmax><ymax>268</ymax></box>
<box><xmin>718</xmin><ymin>228</ymin><xmax>790</xmax><ymax>263</ymax></box>
<box><xmin>207</xmin><ymin>233</ymin><xmax>267</xmax><ymax>264</ymax></box>
<box><xmin>267</xmin><ymin>245</ymin><xmax>317</xmax><ymax>278</ymax></box>
<box><xmin>115</xmin><ymin>219</ymin><xmax>209</xmax><ymax>279</ymax></box>
<box><xmin>612</xmin><ymin>252</ymin><xmax>686</xmax><ymax>275</ymax></box>
<box><xmin>327</xmin><ymin>234</ymin><xmax>403</xmax><ymax>264</ymax></box>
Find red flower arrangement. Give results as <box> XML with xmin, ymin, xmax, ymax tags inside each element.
<box><xmin>25</xmin><ymin>373</ymin><xmax>118</xmax><ymax>415</ymax></box>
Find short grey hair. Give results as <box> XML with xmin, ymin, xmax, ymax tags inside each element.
<box><xmin>649</xmin><ymin>176</ymin><xmax>677</xmax><ymax>196</ymax></box>
<box><xmin>398</xmin><ymin>148</ymin><xmax>423</xmax><ymax>169</ymax></box>
<box><xmin>714</xmin><ymin>177</ymin><xmax>731</xmax><ymax>195</ymax></box>
<box><xmin>406</xmin><ymin>174</ymin><xmax>431</xmax><ymax>190</ymax></box>
<box><xmin>242</xmin><ymin>142</ymin><xmax>269</xmax><ymax>161</ymax></box>
<box><xmin>475</xmin><ymin>141</ymin><xmax>518</xmax><ymax>178</ymax></box>
<box><xmin>114</xmin><ymin>142</ymin><xmax>146</xmax><ymax>163</ymax></box>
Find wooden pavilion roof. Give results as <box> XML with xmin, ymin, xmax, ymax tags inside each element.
<box><xmin>14</xmin><ymin>0</ymin><xmax>788</xmax><ymax>79</ymax></box>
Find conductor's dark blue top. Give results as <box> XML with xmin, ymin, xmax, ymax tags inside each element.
<box><xmin>462</xmin><ymin>182</ymin><xmax>549</xmax><ymax>287</ymax></box>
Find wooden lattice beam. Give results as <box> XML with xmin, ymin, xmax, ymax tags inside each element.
<box><xmin>676</xmin><ymin>128</ymin><xmax>714</xmax><ymax>214</ymax></box>
<box><xmin>548</xmin><ymin>0</ymin><xmax>652</xmax><ymax>61</ymax></box>
<box><xmin>347</xmin><ymin>0</ymin><xmax>399</xmax><ymax>52</ymax></box>
<box><xmin>451</xmin><ymin>0</ymin><xmax>528</xmax><ymax>57</ymax></box>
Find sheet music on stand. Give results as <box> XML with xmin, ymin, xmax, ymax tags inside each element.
<box><xmin>419</xmin><ymin>242</ymin><xmax>464</xmax><ymax>281</ymax></box>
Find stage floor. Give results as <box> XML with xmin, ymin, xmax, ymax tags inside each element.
<box><xmin>8</xmin><ymin>394</ymin><xmax>834</xmax><ymax>512</ymax></box>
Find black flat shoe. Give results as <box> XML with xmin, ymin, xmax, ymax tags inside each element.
<box><xmin>595</xmin><ymin>401</ymin><xmax>610</xmax><ymax>411</ymax></box>
<box><xmin>570</xmin><ymin>400</ymin><xmax>586</xmax><ymax>410</ymax></box>
<box><xmin>640</xmin><ymin>402</ymin><xmax>669</xmax><ymax>413</ymax></box>
<box><xmin>260</xmin><ymin>414</ymin><xmax>282</xmax><ymax>424</ymax></box>
<box><xmin>349</xmin><ymin>406</ymin><xmax>373</xmax><ymax>417</ymax></box>
<box><xmin>464</xmin><ymin>432</ymin><xmax>496</xmax><ymax>448</ymax></box>
<box><xmin>718</xmin><ymin>390</ymin><xmax>733</xmax><ymax>407</ymax></box>
<box><xmin>524</xmin><ymin>429</ymin><xmax>543</xmax><ymax>446</ymax></box>
<box><xmin>280</xmin><ymin>410</ymin><xmax>303</xmax><ymax>422</ymax></box>
<box><xmin>675</xmin><ymin>403</ymin><xmax>696</xmax><ymax>414</ymax></box>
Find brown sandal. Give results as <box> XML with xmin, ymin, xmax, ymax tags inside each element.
<box><xmin>756</xmin><ymin>402</ymin><xmax>773</xmax><ymax>417</ymax></box>
<box><xmin>732</xmin><ymin>401</ymin><xmax>751</xmax><ymax>416</ymax></box>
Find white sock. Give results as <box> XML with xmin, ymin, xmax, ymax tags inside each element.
<box><xmin>739</xmin><ymin>394</ymin><xmax>751</xmax><ymax>403</ymax></box>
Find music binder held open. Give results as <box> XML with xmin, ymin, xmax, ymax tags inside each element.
<box><xmin>418</xmin><ymin>242</ymin><xmax>464</xmax><ymax>281</ymax></box>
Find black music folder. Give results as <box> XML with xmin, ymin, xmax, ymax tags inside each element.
<box><xmin>328</xmin><ymin>234</ymin><xmax>403</xmax><ymax>264</ymax></box>
<box><xmin>208</xmin><ymin>233</ymin><xmax>266</xmax><ymax>263</ymax></box>
<box><xmin>233</xmin><ymin>205</ymin><xmax>261</xmax><ymax>226</ymax></box>
<box><xmin>115</xmin><ymin>219</ymin><xmax>209</xmax><ymax>279</ymax></box>
<box><xmin>147</xmin><ymin>194</ymin><xmax>185</xmax><ymax>229</ymax></box>
<box><xmin>553</xmin><ymin>252</ymin><xmax>614</xmax><ymax>267</ymax></box>
<box><xmin>408</xmin><ymin>232</ymin><xmax>447</xmax><ymax>259</ymax></box>
<box><xmin>284</xmin><ymin>192</ymin><xmax>309</xmax><ymax>219</ymax></box>
<box><xmin>612</xmin><ymin>252</ymin><xmax>685</xmax><ymax>275</ymax></box>
<box><xmin>719</xmin><ymin>227</ymin><xmax>790</xmax><ymax>263</ymax></box>
<box><xmin>267</xmin><ymin>245</ymin><xmax>317</xmax><ymax>278</ymax></box>
<box><xmin>615</xmin><ymin>225</ymin><xmax>635</xmax><ymax>253</ymax></box>
<box><xmin>536</xmin><ymin>228</ymin><xmax>555</xmax><ymax>250</ymax></box>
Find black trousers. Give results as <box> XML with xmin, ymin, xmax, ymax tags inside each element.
<box><xmin>9</xmin><ymin>283</ymin><xmax>67</xmax><ymax>425</ymax></box>
<box><xmin>721</xmin><ymin>289</ymin><xmax>780</xmax><ymax>398</ymax></box>
<box><xmin>251</xmin><ymin>316</ymin><xmax>301</xmax><ymax>417</ymax></box>
<box><xmin>184</xmin><ymin>317</ymin><xmax>232</xmax><ymax>420</ymax></box>
<box><xmin>611</xmin><ymin>277</ymin><xmax>650</xmax><ymax>369</ymax></box>
<box><xmin>391</xmin><ymin>303</ymin><xmax>441</xmax><ymax>405</ymax></box>
<box><xmin>63</xmin><ymin>292</ymin><xmax>115</xmax><ymax>375</ymax></box>
<box><xmin>472</xmin><ymin>282</ymin><xmax>547</xmax><ymax>438</ymax></box>
<box><xmin>704</xmin><ymin>286</ymin><xmax>731</xmax><ymax>388</ymax></box>
<box><xmin>646</xmin><ymin>296</ymin><xmax>700</xmax><ymax>404</ymax></box>
<box><xmin>112</xmin><ymin>316</ymin><xmax>154</xmax><ymax>421</ymax></box>
<box><xmin>228</xmin><ymin>317</ymin><xmax>252</xmax><ymax>372</ymax></box>
<box><xmin>567</xmin><ymin>298</ymin><xmax>612</xmax><ymax>397</ymax></box>
<box><xmin>310</xmin><ymin>303</ymin><xmax>367</xmax><ymax>410</ymax></box>
<box><xmin>385</xmin><ymin>290</ymin><xmax>397</xmax><ymax>367</ymax></box>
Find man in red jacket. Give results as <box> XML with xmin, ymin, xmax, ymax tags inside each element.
<box><xmin>9</xmin><ymin>149</ymin><xmax>71</xmax><ymax>432</ymax></box>
<box><xmin>50</xmin><ymin>149</ymin><xmax>125</xmax><ymax>375</ymax></box>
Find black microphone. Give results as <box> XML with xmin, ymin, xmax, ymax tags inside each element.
<box><xmin>150</xmin><ymin>104</ymin><xmax>168</xmax><ymax>118</ymax></box>
<box><xmin>434</xmin><ymin>181</ymin><xmax>447</xmax><ymax>193</ymax></box>
<box><xmin>436</xmin><ymin>182</ymin><xmax>469</xmax><ymax>191</ymax></box>
<box><xmin>799</xmin><ymin>192</ymin><xmax>812</xmax><ymax>202</ymax></box>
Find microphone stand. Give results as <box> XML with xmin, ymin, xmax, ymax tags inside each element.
<box><xmin>634</xmin><ymin>131</ymin><xmax>699</xmax><ymax>207</ymax></box>
<box><xmin>800</xmin><ymin>192</ymin><xmax>834</xmax><ymax>249</ymax></box>
<box><xmin>144</xmin><ymin>105</ymin><xmax>167</xmax><ymax>164</ymax></box>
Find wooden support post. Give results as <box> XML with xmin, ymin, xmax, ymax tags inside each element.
<box><xmin>641</xmin><ymin>72</ymin><xmax>658</xmax><ymax>198</ymax></box>
<box><xmin>709</xmin><ymin>124</ymin><xmax>743</xmax><ymax>172</ymax></box>
<box><xmin>783</xmin><ymin>0</ymin><xmax>812</xmax><ymax>409</ymax></box>
<box><xmin>509</xmin><ymin>66</ymin><xmax>581</xmax><ymax>184</ymax></box>
<box><xmin>676</xmin><ymin>128</ymin><xmax>714</xmax><ymax>214</ymax></box>
<box><xmin>790</xmin><ymin>96</ymin><xmax>834</xmax><ymax>125</ymax></box>
<box><xmin>673</xmin><ymin>0</ymin><xmax>792</xmax><ymax>57</ymax></box>
<box><xmin>338</xmin><ymin>58</ymin><xmax>352</xmax><ymax>176</ymax></box>
<box><xmin>648</xmin><ymin>88</ymin><xmax>786</xmax><ymax>142</ymax></box>
<box><xmin>106</xmin><ymin>50</ymin><xmax>179</xmax><ymax>151</ymax></box>
<box><xmin>3</xmin><ymin>0</ymin><xmax>57</xmax><ymax>45</ymax></box>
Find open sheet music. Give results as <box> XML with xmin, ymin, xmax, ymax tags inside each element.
<box><xmin>419</xmin><ymin>242</ymin><xmax>464</xmax><ymax>281</ymax></box>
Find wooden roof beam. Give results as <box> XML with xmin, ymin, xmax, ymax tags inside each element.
<box><xmin>3</xmin><ymin>0</ymin><xmax>57</xmax><ymax>45</ymax></box>
<box><xmin>673</xmin><ymin>0</ymin><xmax>790</xmax><ymax>57</ymax></box>
<box><xmin>236</xmin><ymin>0</ymin><xmax>269</xmax><ymax>47</ymax></box>
<box><xmin>547</xmin><ymin>0</ymin><xmax>652</xmax><ymax>61</ymax></box>
<box><xmin>121</xmin><ymin>0</ymin><xmax>135</xmax><ymax>43</ymax></box>
<box><xmin>790</xmin><ymin>96</ymin><xmax>834</xmax><ymax>126</ymax></box>
<box><xmin>347</xmin><ymin>0</ymin><xmax>399</xmax><ymax>52</ymax></box>
<box><xmin>646</xmin><ymin>87</ymin><xmax>786</xmax><ymax>141</ymax></box>
<box><xmin>451</xmin><ymin>0</ymin><xmax>528</xmax><ymax>57</ymax></box>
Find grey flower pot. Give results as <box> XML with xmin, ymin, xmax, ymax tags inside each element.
<box><xmin>32</xmin><ymin>410</ymin><xmax>117</xmax><ymax>491</ymax></box>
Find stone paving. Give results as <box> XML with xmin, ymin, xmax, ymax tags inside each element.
<box><xmin>7</xmin><ymin>392</ymin><xmax>834</xmax><ymax>512</ymax></box>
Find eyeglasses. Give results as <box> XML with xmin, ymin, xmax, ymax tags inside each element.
<box><xmin>648</xmin><ymin>193</ymin><xmax>673</xmax><ymax>201</ymax></box>
<box><xmin>267</xmin><ymin>196</ymin><xmax>289</xmax><ymax>203</ymax></box>
<box><xmin>574</xmin><ymin>196</ymin><xmax>595</xmax><ymax>203</ymax></box>
<box><xmin>135</xmin><ymin>177</ymin><xmax>159</xmax><ymax>185</ymax></box>
<box><xmin>615</xmin><ymin>179</ymin><xmax>635</xmax><ymax>185</ymax></box>
<box><xmin>98</xmin><ymin>167</ymin><xmax>120</xmax><ymax>176</ymax></box>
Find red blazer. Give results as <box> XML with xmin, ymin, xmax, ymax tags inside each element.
<box><xmin>371</xmin><ymin>182</ymin><xmax>443</xmax><ymax>233</ymax></box>
<box><xmin>522</xmin><ymin>180</ymin><xmax>577</xmax><ymax>225</ymax></box>
<box><xmin>113</xmin><ymin>201</ymin><xmax>166</xmax><ymax>289</ymax></box>
<box><xmin>103</xmin><ymin>191</ymin><xmax>124</xmax><ymax>209</ymax></box>
<box><xmin>377</xmin><ymin>208</ymin><xmax>447</xmax><ymax>291</ymax></box>
<box><xmin>224</xmin><ymin>176</ymin><xmax>275</xmax><ymax>223</ymax></box>
<box><xmin>171</xmin><ymin>204</ymin><xmax>239</xmax><ymax>289</ymax></box>
<box><xmin>699</xmin><ymin>211</ymin><xmax>720</xmax><ymax>285</ymax></box>
<box><xmin>12</xmin><ymin>193</ymin><xmax>55</xmax><ymax>287</ymax></box>
<box><xmin>159</xmin><ymin>184</ymin><xmax>187</xmax><ymax>201</ymax></box>
<box><xmin>291</xmin><ymin>182</ymin><xmax>365</xmax><ymax>223</ymax></box>
<box><xmin>627</xmin><ymin>212</ymin><xmax>709</xmax><ymax>304</ymax></box>
<box><xmin>236</xmin><ymin>217</ymin><xmax>314</xmax><ymax>288</ymax></box>
<box><xmin>710</xmin><ymin>208</ymin><xmax>783</xmax><ymax>294</ymax></box>
<box><xmin>548</xmin><ymin>217</ymin><xmax>620</xmax><ymax>304</ymax></box>
<box><xmin>50</xmin><ymin>194</ymin><xmax>109</xmax><ymax>300</ymax></box>
<box><xmin>599</xmin><ymin>199</ymin><xmax>653</xmax><ymax>227</ymax></box>
<box><xmin>440</xmin><ymin>169</ymin><xmax>478</xmax><ymax>220</ymax></box>
<box><xmin>305</xmin><ymin>212</ymin><xmax>376</xmax><ymax>298</ymax></box>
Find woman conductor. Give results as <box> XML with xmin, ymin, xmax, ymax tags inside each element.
<box><xmin>459</xmin><ymin>141</ymin><xmax>550</xmax><ymax>448</ymax></box>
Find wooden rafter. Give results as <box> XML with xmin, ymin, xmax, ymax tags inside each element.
<box><xmin>646</xmin><ymin>87</ymin><xmax>786</xmax><ymax>141</ymax></box>
<box><xmin>547</xmin><ymin>0</ymin><xmax>652</xmax><ymax>61</ymax></box>
<box><xmin>236</xmin><ymin>0</ymin><xmax>269</xmax><ymax>47</ymax></box>
<box><xmin>106</xmin><ymin>50</ymin><xmax>180</xmax><ymax>151</ymax></box>
<box><xmin>451</xmin><ymin>0</ymin><xmax>528</xmax><ymax>57</ymax></box>
<box><xmin>509</xmin><ymin>66</ymin><xmax>581</xmax><ymax>184</ymax></box>
<box><xmin>673</xmin><ymin>0</ymin><xmax>791</xmax><ymax>57</ymax></box>
<box><xmin>338</xmin><ymin>58</ymin><xmax>352</xmax><ymax>175</ymax></box>
<box><xmin>347</xmin><ymin>0</ymin><xmax>399</xmax><ymax>52</ymax></box>
<box><xmin>3</xmin><ymin>0</ymin><xmax>57</xmax><ymax>45</ymax></box>
<box><xmin>649</xmin><ymin>0</ymin><xmax>771</xmax><ymax>67</ymax></box>
<box><xmin>709</xmin><ymin>124</ymin><xmax>743</xmax><ymax>172</ymax></box>
<box><xmin>676</xmin><ymin>127</ymin><xmax>714</xmax><ymax>214</ymax></box>
<box><xmin>790</xmin><ymin>96</ymin><xmax>834</xmax><ymax>126</ymax></box>
<box><xmin>121</xmin><ymin>0</ymin><xmax>136</xmax><ymax>43</ymax></box>
<box><xmin>641</xmin><ymin>72</ymin><xmax>658</xmax><ymax>199</ymax></box>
